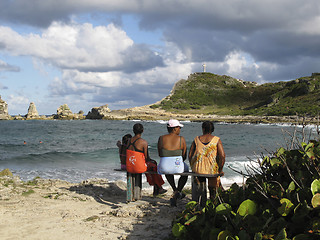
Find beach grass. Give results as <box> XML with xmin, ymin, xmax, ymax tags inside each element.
<box><xmin>21</xmin><ymin>189</ymin><xmax>35</xmax><ymax>196</ymax></box>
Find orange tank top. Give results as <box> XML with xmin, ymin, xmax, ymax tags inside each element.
<box><xmin>126</xmin><ymin>138</ymin><xmax>147</xmax><ymax>173</ymax></box>
<box><xmin>190</xmin><ymin>136</ymin><xmax>220</xmax><ymax>174</ymax></box>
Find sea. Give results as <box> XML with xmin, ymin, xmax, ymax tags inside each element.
<box><xmin>0</xmin><ymin>120</ymin><xmax>318</xmax><ymax>188</ymax></box>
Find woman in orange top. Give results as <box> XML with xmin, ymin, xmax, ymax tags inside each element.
<box><xmin>127</xmin><ymin>123</ymin><xmax>166</xmax><ymax>196</ymax></box>
<box><xmin>188</xmin><ymin>121</ymin><xmax>225</xmax><ymax>200</ymax></box>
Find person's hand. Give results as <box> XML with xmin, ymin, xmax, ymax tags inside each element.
<box><xmin>116</xmin><ymin>140</ymin><xmax>121</xmax><ymax>148</ymax></box>
<box><xmin>148</xmin><ymin>159</ymin><xmax>157</xmax><ymax>164</ymax></box>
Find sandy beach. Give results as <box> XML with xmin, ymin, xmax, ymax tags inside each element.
<box><xmin>0</xmin><ymin>175</ymin><xmax>190</xmax><ymax>240</ymax></box>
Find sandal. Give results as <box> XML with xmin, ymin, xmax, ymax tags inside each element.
<box><xmin>158</xmin><ymin>187</ymin><xmax>167</xmax><ymax>195</ymax></box>
<box><xmin>174</xmin><ymin>191</ymin><xmax>185</xmax><ymax>200</ymax></box>
<box><xmin>178</xmin><ymin>192</ymin><xmax>186</xmax><ymax>199</ymax></box>
<box><xmin>170</xmin><ymin>197</ymin><xmax>177</xmax><ymax>207</ymax></box>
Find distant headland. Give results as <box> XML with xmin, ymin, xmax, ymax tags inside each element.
<box><xmin>1</xmin><ymin>72</ymin><xmax>320</xmax><ymax>124</ymax></box>
<box><xmin>0</xmin><ymin>95</ymin><xmax>316</xmax><ymax>124</ymax></box>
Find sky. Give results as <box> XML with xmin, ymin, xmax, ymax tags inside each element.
<box><xmin>0</xmin><ymin>1</ymin><xmax>320</xmax><ymax>115</ymax></box>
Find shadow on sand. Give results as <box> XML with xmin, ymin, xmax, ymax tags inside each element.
<box><xmin>66</xmin><ymin>180</ymin><xmax>190</xmax><ymax>239</ymax></box>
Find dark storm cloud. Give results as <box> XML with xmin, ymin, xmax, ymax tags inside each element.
<box><xmin>163</xmin><ymin>28</ymin><xmax>240</xmax><ymax>62</ymax></box>
<box><xmin>2</xmin><ymin>0</ymin><xmax>320</xmax><ymax>70</ymax></box>
<box><xmin>0</xmin><ymin>0</ymin><xmax>72</xmax><ymax>27</ymax></box>
<box><xmin>120</xmin><ymin>44</ymin><xmax>165</xmax><ymax>73</ymax></box>
<box><xmin>240</xmin><ymin>31</ymin><xmax>320</xmax><ymax>64</ymax></box>
<box><xmin>258</xmin><ymin>57</ymin><xmax>320</xmax><ymax>82</ymax></box>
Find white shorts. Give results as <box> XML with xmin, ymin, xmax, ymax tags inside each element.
<box><xmin>158</xmin><ymin>156</ymin><xmax>189</xmax><ymax>174</ymax></box>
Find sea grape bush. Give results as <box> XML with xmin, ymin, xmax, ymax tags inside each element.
<box><xmin>172</xmin><ymin>140</ymin><xmax>320</xmax><ymax>239</ymax></box>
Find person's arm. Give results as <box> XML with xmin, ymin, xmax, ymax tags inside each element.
<box><xmin>217</xmin><ymin>139</ymin><xmax>225</xmax><ymax>175</ymax></box>
<box><xmin>157</xmin><ymin>136</ymin><xmax>162</xmax><ymax>157</ymax></box>
<box><xmin>188</xmin><ymin>140</ymin><xmax>195</xmax><ymax>162</ymax></box>
<box><xmin>142</xmin><ymin>140</ymin><xmax>151</xmax><ymax>162</ymax></box>
<box><xmin>117</xmin><ymin>141</ymin><xmax>122</xmax><ymax>157</ymax></box>
<box><xmin>181</xmin><ymin>136</ymin><xmax>187</xmax><ymax>160</ymax></box>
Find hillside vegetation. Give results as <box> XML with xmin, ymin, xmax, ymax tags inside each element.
<box><xmin>151</xmin><ymin>72</ymin><xmax>320</xmax><ymax>116</ymax></box>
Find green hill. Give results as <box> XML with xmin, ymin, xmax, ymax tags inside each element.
<box><xmin>151</xmin><ymin>72</ymin><xmax>320</xmax><ymax>116</ymax></box>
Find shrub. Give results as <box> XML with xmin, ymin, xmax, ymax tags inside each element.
<box><xmin>172</xmin><ymin>140</ymin><xmax>320</xmax><ymax>239</ymax></box>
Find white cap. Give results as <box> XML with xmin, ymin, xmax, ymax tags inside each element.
<box><xmin>167</xmin><ymin>119</ymin><xmax>184</xmax><ymax>128</ymax></box>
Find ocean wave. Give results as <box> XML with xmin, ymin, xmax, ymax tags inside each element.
<box><xmin>2</xmin><ymin>148</ymin><xmax>117</xmax><ymax>164</ymax></box>
<box><xmin>156</xmin><ymin>120</ymin><xmax>167</xmax><ymax>124</ymax></box>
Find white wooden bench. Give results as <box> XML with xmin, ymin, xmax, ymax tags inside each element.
<box><xmin>115</xmin><ymin>169</ymin><xmax>222</xmax><ymax>205</ymax></box>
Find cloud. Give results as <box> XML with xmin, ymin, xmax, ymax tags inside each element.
<box><xmin>6</xmin><ymin>94</ymin><xmax>30</xmax><ymax>114</ymax></box>
<box><xmin>1</xmin><ymin>1</ymin><xmax>320</xmax><ymax>76</ymax></box>
<box><xmin>2</xmin><ymin>1</ymin><xmax>318</xmax><ymax>32</ymax></box>
<box><xmin>49</xmin><ymin>45</ymin><xmax>192</xmax><ymax>110</ymax></box>
<box><xmin>1</xmin><ymin>0</ymin><xmax>320</xmax><ymax>114</ymax></box>
<box><xmin>0</xmin><ymin>22</ymin><xmax>163</xmax><ymax>73</ymax></box>
<box><xmin>0</xmin><ymin>83</ymin><xmax>8</xmax><ymax>90</ymax></box>
<box><xmin>0</xmin><ymin>60</ymin><xmax>20</xmax><ymax>72</ymax></box>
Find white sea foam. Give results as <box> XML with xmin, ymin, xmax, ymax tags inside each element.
<box><xmin>156</xmin><ymin>120</ymin><xmax>167</xmax><ymax>124</ymax></box>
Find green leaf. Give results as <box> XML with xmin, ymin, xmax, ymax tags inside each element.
<box><xmin>306</xmin><ymin>151</ymin><xmax>315</xmax><ymax>159</ymax></box>
<box><xmin>270</xmin><ymin>157</ymin><xmax>282</xmax><ymax>167</ymax></box>
<box><xmin>267</xmin><ymin>217</ymin><xmax>287</xmax><ymax>235</ymax></box>
<box><xmin>276</xmin><ymin>147</ymin><xmax>286</xmax><ymax>157</ymax></box>
<box><xmin>216</xmin><ymin>203</ymin><xmax>232</xmax><ymax>215</ymax></box>
<box><xmin>209</xmin><ymin>228</ymin><xmax>221</xmax><ymax>240</ymax></box>
<box><xmin>254</xmin><ymin>232</ymin><xmax>263</xmax><ymax>240</ymax></box>
<box><xmin>226</xmin><ymin>237</ymin><xmax>236</xmax><ymax>240</ymax></box>
<box><xmin>184</xmin><ymin>215</ymin><xmax>197</xmax><ymax>226</ymax></box>
<box><xmin>301</xmin><ymin>142</ymin><xmax>307</xmax><ymax>149</ymax></box>
<box><xmin>238</xmin><ymin>230</ymin><xmax>250</xmax><ymax>240</ymax></box>
<box><xmin>287</xmin><ymin>181</ymin><xmax>296</xmax><ymax>193</ymax></box>
<box><xmin>217</xmin><ymin>230</ymin><xmax>233</xmax><ymax>240</ymax></box>
<box><xmin>237</xmin><ymin>199</ymin><xmax>257</xmax><ymax>217</ymax></box>
<box><xmin>275</xmin><ymin>228</ymin><xmax>288</xmax><ymax>240</ymax></box>
<box><xmin>293</xmin><ymin>234</ymin><xmax>311</xmax><ymax>240</ymax></box>
<box><xmin>277</xmin><ymin>198</ymin><xmax>294</xmax><ymax>216</ymax></box>
<box><xmin>304</xmin><ymin>142</ymin><xmax>314</xmax><ymax>152</ymax></box>
<box><xmin>311</xmin><ymin>179</ymin><xmax>320</xmax><ymax>195</ymax></box>
<box><xmin>311</xmin><ymin>193</ymin><xmax>320</xmax><ymax>208</ymax></box>
<box><xmin>185</xmin><ymin>201</ymin><xmax>198</xmax><ymax>211</ymax></box>
<box><xmin>172</xmin><ymin>223</ymin><xmax>186</xmax><ymax>238</ymax></box>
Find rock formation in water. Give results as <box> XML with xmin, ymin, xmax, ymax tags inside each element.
<box><xmin>0</xmin><ymin>96</ymin><xmax>11</xmax><ymax>120</ymax></box>
<box><xmin>54</xmin><ymin>104</ymin><xmax>74</xmax><ymax>119</ymax></box>
<box><xmin>54</xmin><ymin>104</ymin><xmax>85</xmax><ymax>120</ymax></box>
<box><xmin>86</xmin><ymin>104</ymin><xmax>111</xmax><ymax>119</ymax></box>
<box><xmin>25</xmin><ymin>102</ymin><xmax>40</xmax><ymax>119</ymax></box>
<box><xmin>74</xmin><ymin>110</ymin><xmax>85</xmax><ymax>120</ymax></box>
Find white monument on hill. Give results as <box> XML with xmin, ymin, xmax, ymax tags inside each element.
<box><xmin>202</xmin><ymin>63</ymin><xmax>206</xmax><ymax>72</ymax></box>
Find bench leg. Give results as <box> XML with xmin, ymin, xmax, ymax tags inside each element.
<box><xmin>127</xmin><ymin>172</ymin><xmax>133</xmax><ymax>202</ymax></box>
<box><xmin>127</xmin><ymin>172</ymin><xmax>142</xmax><ymax>202</ymax></box>
<box><xmin>192</xmin><ymin>176</ymin><xmax>207</xmax><ymax>207</ymax></box>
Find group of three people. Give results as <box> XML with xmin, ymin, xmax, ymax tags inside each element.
<box><xmin>117</xmin><ymin>119</ymin><xmax>225</xmax><ymax>206</ymax></box>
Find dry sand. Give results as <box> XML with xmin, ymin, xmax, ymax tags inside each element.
<box><xmin>0</xmin><ymin>176</ymin><xmax>190</xmax><ymax>240</ymax></box>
